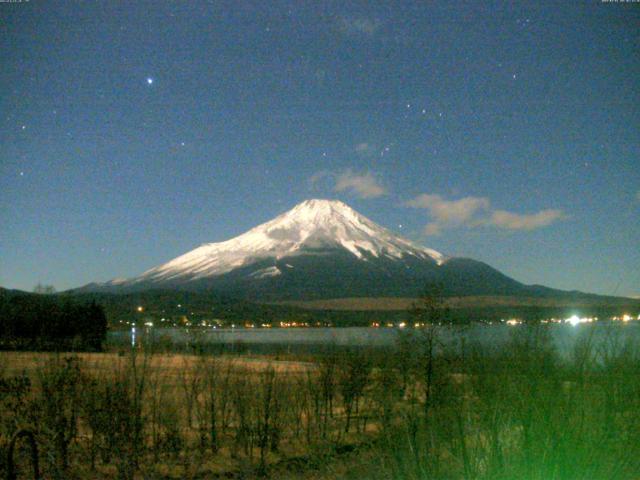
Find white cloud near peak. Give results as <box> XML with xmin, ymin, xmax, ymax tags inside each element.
<box><xmin>308</xmin><ymin>170</ymin><xmax>330</xmax><ymax>187</ymax></box>
<box><xmin>334</xmin><ymin>170</ymin><xmax>387</xmax><ymax>199</ymax></box>
<box><xmin>336</xmin><ymin>17</ymin><xmax>382</xmax><ymax>36</ymax></box>
<box><xmin>404</xmin><ymin>194</ymin><xmax>490</xmax><ymax>225</ymax></box>
<box><xmin>423</xmin><ymin>223</ymin><xmax>442</xmax><ymax>236</ymax></box>
<box><xmin>406</xmin><ymin>192</ymin><xmax>567</xmax><ymax>235</ymax></box>
<box><xmin>355</xmin><ymin>143</ymin><xmax>376</xmax><ymax>156</ymax></box>
<box><xmin>489</xmin><ymin>209</ymin><xmax>567</xmax><ymax>230</ymax></box>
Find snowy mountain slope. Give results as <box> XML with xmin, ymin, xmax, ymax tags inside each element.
<box><xmin>79</xmin><ymin>199</ymin><xmax>558</xmax><ymax>300</ymax></box>
<box><xmin>125</xmin><ymin>199</ymin><xmax>446</xmax><ymax>286</ymax></box>
<box><xmin>73</xmin><ymin>199</ymin><xmax>636</xmax><ymax>303</ymax></box>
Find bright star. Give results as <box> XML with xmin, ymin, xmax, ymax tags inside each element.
<box><xmin>146</xmin><ymin>77</ymin><xmax>154</xmax><ymax>85</ymax></box>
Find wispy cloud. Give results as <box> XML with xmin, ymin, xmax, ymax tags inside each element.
<box><xmin>336</xmin><ymin>16</ymin><xmax>382</xmax><ymax>36</ymax></box>
<box><xmin>334</xmin><ymin>170</ymin><xmax>387</xmax><ymax>199</ymax></box>
<box><xmin>308</xmin><ymin>170</ymin><xmax>330</xmax><ymax>188</ymax></box>
<box><xmin>423</xmin><ymin>223</ymin><xmax>442</xmax><ymax>236</ymax></box>
<box><xmin>404</xmin><ymin>194</ymin><xmax>490</xmax><ymax>227</ymax></box>
<box><xmin>355</xmin><ymin>142</ymin><xmax>376</xmax><ymax>156</ymax></box>
<box><xmin>489</xmin><ymin>209</ymin><xmax>567</xmax><ymax>231</ymax></box>
<box><xmin>405</xmin><ymin>193</ymin><xmax>567</xmax><ymax>235</ymax></box>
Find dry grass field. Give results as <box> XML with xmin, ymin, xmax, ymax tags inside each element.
<box><xmin>1</xmin><ymin>351</ymin><xmax>315</xmax><ymax>377</ymax></box>
<box><xmin>1</xmin><ymin>324</ymin><xmax>640</xmax><ymax>479</ymax></box>
<box><xmin>1</xmin><ymin>349</ymin><xmax>377</xmax><ymax>479</ymax></box>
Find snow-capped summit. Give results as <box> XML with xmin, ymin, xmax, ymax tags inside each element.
<box><xmin>129</xmin><ymin>199</ymin><xmax>445</xmax><ymax>286</ymax></box>
<box><xmin>80</xmin><ymin>199</ymin><xmax>568</xmax><ymax>300</ymax></box>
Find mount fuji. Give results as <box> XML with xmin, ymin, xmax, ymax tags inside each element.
<box><xmin>79</xmin><ymin>199</ymin><xmax>586</xmax><ymax>301</ymax></box>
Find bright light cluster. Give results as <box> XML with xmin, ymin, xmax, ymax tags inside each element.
<box><xmin>278</xmin><ymin>321</ymin><xmax>310</xmax><ymax>328</ymax></box>
<box><xmin>499</xmin><ymin>314</ymin><xmax>638</xmax><ymax>327</ymax></box>
<box><xmin>564</xmin><ymin>315</ymin><xmax>595</xmax><ymax>326</ymax></box>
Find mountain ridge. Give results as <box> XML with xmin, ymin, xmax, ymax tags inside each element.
<box><xmin>76</xmin><ymin>199</ymin><xmax>621</xmax><ymax>302</ymax></box>
<box><xmin>131</xmin><ymin>198</ymin><xmax>446</xmax><ymax>286</ymax></box>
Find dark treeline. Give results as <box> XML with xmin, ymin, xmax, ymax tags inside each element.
<box><xmin>0</xmin><ymin>290</ymin><xmax>107</xmax><ymax>351</ymax></box>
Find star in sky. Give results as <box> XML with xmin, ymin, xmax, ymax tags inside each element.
<box><xmin>146</xmin><ymin>77</ymin><xmax>154</xmax><ymax>85</ymax></box>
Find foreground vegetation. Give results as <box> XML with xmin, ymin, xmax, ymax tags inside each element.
<box><xmin>1</xmin><ymin>320</ymin><xmax>639</xmax><ymax>480</ymax></box>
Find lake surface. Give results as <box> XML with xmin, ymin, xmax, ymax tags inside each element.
<box><xmin>109</xmin><ymin>322</ymin><xmax>640</xmax><ymax>356</ymax></box>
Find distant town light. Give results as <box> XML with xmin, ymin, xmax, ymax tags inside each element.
<box><xmin>566</xmin><ymin>315</ymin><xmax>580</xmax><ymax>326</ymax></box>
<box><xmin>564</xmin><ymin>315</ymin><xmax>594</xmax><ymax>326</ymax></box>
<box><xmin>136</xmin><ymin>306</ymin><xmax>144</xmax><ymax>312</ymax></box>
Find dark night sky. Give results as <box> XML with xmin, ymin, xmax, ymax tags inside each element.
<box><xmin>1</xmin><ymin>1</ymin><xmax>638</xmax><ymax>296</ymax></box>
